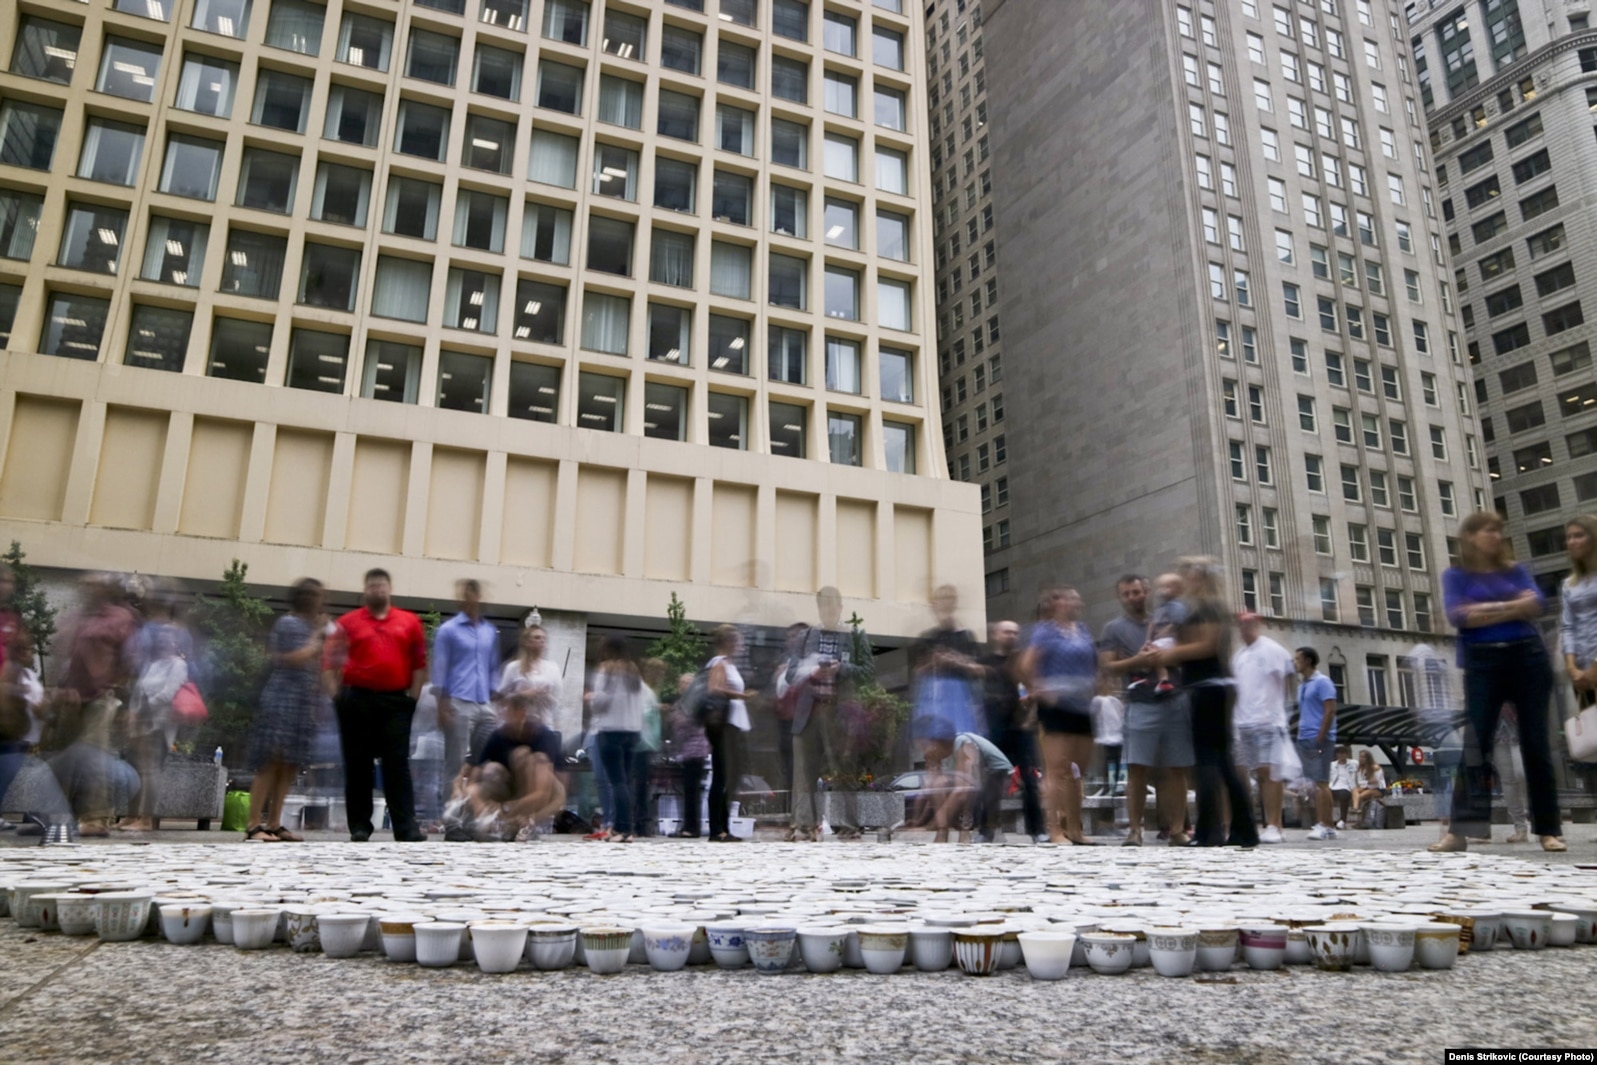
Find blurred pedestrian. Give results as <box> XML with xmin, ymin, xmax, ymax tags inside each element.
<box><xmin>671</xmin><ymin>671</ymin><xmax>710</xmax><ymax>838</ymax></box>
<box><xmin>1020</xmin><ymin>585</ymin><xmax>1098</xmax><ymax>845</ymax></box>
<box><xmin>586</xmin><ymin>635</ymin><xmax>645</xmax><ymax>842</ymax></box>
<box><xmin>246</xmin><ymin>579</ymin><xmax>327</xmax><ymax>842</ymax></box>
<box><xmin>324</xmin><ymin>568</ymin><xmax>428</xmax><ymax>842</ymax></box>
<box><xmin>1433</xmin><ymin>511</ymin><xmax>1564</xmax><ymax>853</ymax></box>
<box><xmin>910</xmin><ymin>585</ymin><xmax>985</xmax><ymax>739</ymax></box>
<box><xmin>433</xmin><ymin>580</ymin><xmax>501</xmax><ymax>785</ymax></box>
<box><xmin>1230</xmin><ymin>612</ymin><xmax>1295</xmax><ymax>843</ymax></box>
<box><xmin>705</xmin><ymin>625</ymin><xmax>751</xmax><ymax>842</ymax></box>
<box><xmin>50</xmin><ymin>575</ymin><xmax>140</xmax><ymax>836</ymax></box>
<box><xmin>982</xmin><ymin>619</ymin><xmax>1044</xmax><ymax>842</ymax></box>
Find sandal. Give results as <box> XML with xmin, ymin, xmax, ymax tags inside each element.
<box><xmin>1542</xmin><ymin>835</ymin><xmax>1568</xmax><ymax>852</ymax></box>
<box><xmin>583</xmin><ymin>829</ymin><xmax>612</xmax><ymax>841</ymax></box>
<box><xmin>245</xmin><ymin>825</ymin><xmax>280</xmax><ymax>843</ymax></box>
<box><xmin>270</xmin><ymin>825</ymin><xmax>304</xmax><ymax>842</ymax></box>
<box><xmin>714</xmin><ymin>832</ymin><xmax>743</xmax><ymax>843</ymax></box>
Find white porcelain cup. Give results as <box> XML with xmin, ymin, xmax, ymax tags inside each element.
<box><xmin>318</xmin><ymin>913</ymin><xmax>374</xmax><ymax>959</ymax></box>
<box><xmin>230</xmin><ymin>908</ymin><xmax>281</xmax><ymax>951</ymax></box>
<box><xmin>907</xmin><ymin>927</ymin><xmax>954</xmax><ymax>972</ymax></box>
<box><xmin>158</xmin><ymin>903</ymin><xmax>213</xmax><ymax>946</ymax></box>
<box><xmin>414</xmin><ymin>922</ymin><xmax>466</xmax><ymax>967</ymax></box>
<box><xmin>469</xmin><ymin>922</ymin><xmax>529</xmax><ymax>973</ymax></box>
<box><xmin>1016</xmin><ymin>931</ymin><xmax>1075</xmax><ymax>980</ymax></box>
<box><xmin>796</xmin><ymin>926</ymin><xmax>848</xmax><ymax>974</ymax></box>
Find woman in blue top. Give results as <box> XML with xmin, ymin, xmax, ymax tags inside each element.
<box><xmin>1432</xmin><ymin>511</ymin><xmax>1565</xmax><ymax>853</ymax></box>
<box><xmin>1019</xmin><ymin>585</ymin><xmax>1098</xmax><ymax>845</ymax></box>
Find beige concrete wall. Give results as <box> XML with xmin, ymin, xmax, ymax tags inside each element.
<box><xmin>0</xmin><ymin>350</ymin><xmax>983</xmax><ymax>637</ymax></box>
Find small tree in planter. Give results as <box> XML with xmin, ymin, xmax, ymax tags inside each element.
<box><xmin>188</xmin><ymin>560</ymin><xmax>272</xmax><ymax>764</ymax></box>
<box><xmin>3</xmin><ymin>541</ymin><xmax>57</xmax><ymax>671</ymax></box>
<box><xmin>647</xmin><ymin>592</ymin><xmax>708</xmax><ymax>695</ymax></box>
<box><xmin>821</xmin><ymin>613</ymin><xmax>910</xmax><ymax>829</ymax></box>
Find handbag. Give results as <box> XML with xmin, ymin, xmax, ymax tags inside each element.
<box><xmin>1565</xmin><ymin>699</ymin><xmax>1597</xmax><ymax>762</ymax></box>
<box><xmin>172</xmin><ymin>681</ymin><xmax>208</xmax><ymax>726</ymax></box>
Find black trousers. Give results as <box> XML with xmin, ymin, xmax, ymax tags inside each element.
<box><xmin>1452</xmin><ymin>639</ymin><xmax>1561</xmax><ymax>839</ymax></box>
<box><xmin>995</xmin><ymin>727</ymin><xmax>1044</xmax><ymax>838</ymax></box>
<box><xmin>631</xmin><ymin>749</ymin><xmax>654</xmax><ymax>836</ymax></box>
<box><xmin>680</xmin><ymin>757</ymin><xmax>706</xmax><ymax>837</ymax></box>
<box><xmin>705</xmin><ymin>721</ymin><xmax>736</xmax><ymax>837</ymax></box>
<box><xmin>776</xmin><ymin>723</ymin><xmax>794</xmax><ymax>812</ymax></box>
<box><xmin>1190</xmin><ymin>684</ymin><xmax>1257</xmax><ymax>846</ymax></box>
<box><xmin>336</xmin><ymin>686</ymin><xmax>419</xmax><ymax>838</ymax></box>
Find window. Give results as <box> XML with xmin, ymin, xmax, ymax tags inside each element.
<box><xmin>712</xmin><ymin>170</ymin><xmax>752</xmax><ymax>224</ymax></box>
<box><xmin>576</xmin><ymin>371</ymin><xmax>625</xmax><ymax>431</ymax></box>
<box><xmin>875</xmin><ymin>145</ymin><xmax>908</xmax><ymax>194</ymax></box>
<box><xmin>657</xmin><ymin>90</ymin><xmax>700</xmax><ymax>142</ymax></box>
<box><xmin>1559</xmin><ymin>383</ymin><xmax>1597</xmax><ymax>418</ymax></box>
<box><xmin>770</xmin><ymin>400</ymin><xmax>807</xmax><ymax>458</ymax></box>
<box><xmin>206</xmin><ymin>317</ymin><xmax>271</xmax><ymax>382</ymax></box>
<box><xmin>219</xmin><ymin>228</ymin><xmax>287</xmax><ymax>298</ymax></box>
<box><xmin>140</xmin><ymin>215</ymin><xmax>208</xmax><ymax>287</ymax></box>
<box><xmin>587</xmin><ymin>215</ymin><xmax>635</xmax><ymax>276</ymax></box>
<box><xmin>873</xmin><ymin>25</ymin><xmax>904</xmax><ymax>70</ymax></box>
<box><xmin>874</xmin><ymin>85</ymin><xmax>907</xmax><ymax>131</ymax></box>
<box><xmin>1520</xmin><ymin>186</ymin><xmax>1559</xmax><ymax>222</ymax></box>
<box><xmin>1326</xmin><ymin>351</ymin><xmax>1345</xmax><ymax>387</ymax></box>
<box><xmin>537</xmin><ymin>59</ymin><xmax>583</xmax><ymax>112</ymax></box>
<box><xmin>264</xmin><ymin>0</ymin><xmax>323</xmax><ymax>54</ymax></box>
<box><xmin>1298</xmin><ymin>395</ymin><xmax>1317</xmax><ymax>431</ymax></box>
<box><xmin>883</xmin><ymin>421</ymin><xmax>914</xmax><ymax>473</ymax></box>
<box><xmin>1520</xmin><ymin>483</ymin><xmax>1560</xmax><ymax>517</ymax></box>
<box><xmin>236</xmin><ymin>149</ymin><xmax>297</xmax><ymax>213</ymax></box>
<box><xmin>878</xmin><ymin>277</ymin><xmax>911</xmax><ymax>331</ymax></box>
<box><xmin>324</xmin><ymin>85</ymin><xmax>382</xmax><ymax>146</ymax></box>
<box><xmin>768</xmin><ymin>325</ymin><xmax>805</xmax><ymax>384</ymax></box>
<box><xmin>824</xmin><ymin>133</ymin><xmax>859</xmax><ymax>182</ymax></box>
<box><xmin>528</xmin><ymin>130</ymin><xmax>578</xmax><ymax>187</ymax></box>
<box><xmin>828</xmin><ymin>410</ymin><xmax>862</xmax><ymax>465</ymax></box>
<box><xmin>512</xmin><ymin>277</ymin><xmax>566</xmax><ymax>343</ymax></box>
<box><xmin>370</xmin><ymin>256</ymin><xmax>431</xmax><ymax>322</ymax></box>
<box><xmin>653</xmin><ymin>158</ymin><xmax>697</xmax><ymax>214</ymax></box>
<box><xmin>708</xmin><ymin>240</ymin><xmax>750</xmax><ymax>299</ymax></box>
<box><xmin>97</xmin><ymin>37</ymin><xmax>163</xmax><ymax>102</ymax></box>
<box><xmin>55</xmin><ymin>202</ymin><xmax>126</xmax><ymax>277</ymax></box>
<box><xmin>312</xmin><ymin>162</ymin><xmax>371</xmax><ymax>227</ymax></box>
<box><xmin>123</xmin><ymin>306</ymin><xmax>194</xmax><ymax>373</ymax></box>
<box><xmin>1527</xmin><ymin>224</ymin><xmax>1566</xmax><ymax>260</ymax></box>
<box><xmin>176</xmin><ymin>52</ymin><xmax>237</xmax><ymax>116</ymax></box>
<box><xmin>360</xmin><ymin>340</ymin><xmax>420</xmax><ymax>403</ymax></box>
<box><xmin>823</xmin><ymin>198</ymin><xmax>858</xmax><ymax>250</ymax></box>
<box><xmin>823</xmin><ymin>10</ymin><xmax>856</xmax><ymax>55</ymax></box>
<box><xmin>252</xmin><ymin>70</ymin><xmax>312</xmax><ymax>132</ymax></box>
<box><xmin>1551</xmin><ymin>342</ymin><xmax>1592</xmax><ymax>378</ymax></box>
<box><xmin>770</xmin><ymin>252</ymin><xmax>808</xmax><ymax>309</ymax></box>
<box><xmin>284</xmin><ymin>328</ymin><xmax>349</xmax><ymax>393</ymax></box>
<box><xmin>191</xmin><ymin>0</ymin><xmax>253</xmax><ymax>34</ymax></box>
<box><xmin>541</xmin><ymin>0</ymin><xmax>588</xmax><ymax>43</ymax></box>
<box><xmin>384</xmin><ymin>176</ymin><xmax>441</xmax><ymax>240</ymax></box>
<box><xmin>0</xmin><ymin>100</ymin><xmax>61</xmax><ymax>170</ymax></box>
<box><xmin>35</xmin><ymin>291</ymin><xmax>107</xmax><ymax>361</ymax></box>
<box><xmin>11</xmin><ymin>17</ymin><xmax>81</xmax><ymax>84</ymax></box>
<box><xmin>580</xmin><ymin>293</ymin><xmax>630</xmax><ymax>355</ymax></box>
<box><xmin>396</xmin><ymin>101</ymin><xmax>451</xmax><ymax>161</ymax></box>
<box><xmin>1305</xmin><ymin>453</ymin><xmax>1325</xmax><ymax>491</ymax></box>
<box><xmin>771</xmin><ymin>55</ymin><xmax>807</xmax><ymax>103</ymax></box>
<box><xmin>507</xmin><ymin>361</ymin><xmax>560</xmax><ymax>422</ymax></box>
<box><xmin>769</xmin><ymin>117</ymin><xmax>809</xmax><ymax>169</ymax></box>
<box><xmin>718</xmin><ymin>40</ymin><xmax>756</xmax><ymax>90</ymax></box>
<box><xmin>1544</xmin><ymin>303</ymin><xmax>1586</xmax><ymax>337</ymax></box>
<box><xmin>1513</xmin><ymin>443</ymin><xmax>1552</xmax><ymax>474</ymax></box>
<box><xmin>660</xmin><ymin>25</ymin><xmax>702</xmax><ymax>74</ymax></box>
<box><xmin>1361</xmin><ymin>412</ymin><xmax>1381</xmax><ymax>450</ymax></box>
<box><xmin>1527</xmin><ymin>526</ymin><xmax>1567</xmax><ymax>558</ymax></box>
<box><xmin>1341</xmin><ymin>463</ymin><xmax>1360</xmax><ymax>501</ymax></box>
<box><xmin>1320</xmin><ymin>578</ymin><xmax>1339</xmax><ymax>622</ymax></box>
<box><xmin>773</xmin><ymin>0</ymin><xmax>808</xmax><ymax>41</ymax></box>
<box><xmin>598</xmin><ymin>75</ymin><xmax>643</xmax><ymax>129</ymax></box>
<box><xmin>590</xmin><ymin>142</ymin><xmax>638</xmax><ymax>199</ymax></box>
<box><xmin>158</xmin><ymin>134</ymin><xmax>223</xmax><ymax>200</ymax></box>
<box><xmin>601</xmin><ymin>8</ymin><xmax>646</xmax><ymax>59</ymax></box>
<box><xmin>1236</xmin><ymin>504</ymin><xmax>1254</xmax><ymax>545</ymax></box>
<box><xmin>824</xmin><ymin>265</ymin><xmax>859</xmax><ymax>319</ymax></box>
<box><xmin>78</xmin><ymin>119</ymin><xmax>145</xmax><ymax>187</ymax></box>
<box><xmin>407</xmin><ymin>29</ymin><xmax>459</xmax><ymax>85</ymax></box>
<box><xmin>297</xmin><ymin>241</ymin><xmax>360</xmax><ymax>311</ymax></box>
<box><xmin>338</xmin><ymin>13</ymin><xmax>393</xmax><ymax>71</ymax></box>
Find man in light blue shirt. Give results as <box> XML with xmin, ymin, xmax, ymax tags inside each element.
<box><xmin>1294</xmin><ymin>646</ymin><xmax>1339</xmax><ymax>841</ymax></box>
<box><xmin>432</xmin><ymin>580</ymin><xmax>502</xmax><ymax>784</ymax></box>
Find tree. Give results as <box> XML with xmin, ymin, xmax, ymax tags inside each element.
<box><xmin>3</xmin><ymin>541</ymin><xmax>57</xmax><ymax>671</ymax></box>
<box><xmin>646</xmin><ymin>592</ymin><xmax>708</xmax><ymax>688</ymax></box>
<box><xmin>188</xmin><ymin>560</ymin><xmax>273</xmax><ymax>763</ymax></box>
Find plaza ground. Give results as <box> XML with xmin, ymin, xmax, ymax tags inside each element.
<box><xmin>2</xmin><ymin>826</ymin><xmax>1594</xmax><ymax>1065</ymax></box>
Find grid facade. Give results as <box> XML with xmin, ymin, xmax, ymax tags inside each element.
<box><xmin>1407</xmin><ymin>0</ymin><xmax>1597</xmax><ymax>594</ymax></box>
<box><xmin>0</xmin><ymin>0</ymin><xmax>986</xmax><ymax>640</ymax></box>
<box><xmin>0</xmin><ymin>0</ymin><xmax>938</xmax><ymax>471</ymax></box>
<box><xmin>984</xmin><ymin>0</ymin><xmax>1487</xmax><ymax>705</ymax></box>
<box><xmin>920</xmin><ymin>0</ymin><xmax>1008</xmax><ymax>591</ymax></box>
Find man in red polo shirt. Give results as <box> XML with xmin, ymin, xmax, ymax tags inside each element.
<box><xmin>325</xmin><ymin>568</ymin><xmax>427</xmax><ymax>842</ymax></box>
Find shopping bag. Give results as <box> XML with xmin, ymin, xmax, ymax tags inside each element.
<box><xmin>1565</xmin><ymin>704</ymin><xmax>1597</xmax><ymax>762</ymax></box>
<box><xmin>172</xmin><ymin>681</ymin><xmax>208</xmax><ymax>726</ymax></box>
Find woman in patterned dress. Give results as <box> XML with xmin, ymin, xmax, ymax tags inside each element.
<box><xmin>245</xmin><ymin>579</ymin><xmax>327</xmax><ymax>841</ymax></box>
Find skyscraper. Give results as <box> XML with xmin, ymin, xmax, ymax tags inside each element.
<box><xmin>0</xmin><ymin>0</ymin><xmax>980</xmax><ymax>644</ymax></box>
<box><xmin>982</xmin><ymin>0</ymin><xmax>1488</xmax><ymax>702</ymax></box>
<box><xmin>1407</xmin><ymin>0</ymin><xmax>1597</xmax><ymax>595</ymax></box>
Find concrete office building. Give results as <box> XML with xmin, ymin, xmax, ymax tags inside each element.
<box><xmin>919</xmin><ymin>0</ymin><xmax>1009</xmax><ymax>590</ymax></box>
<box><xmin>1405</xmin><ymin>0</ymin><xmax>1597</xmax><ymax>595</ymax></box>
<box><xmin>982</xmin><ymin>0</ymin><xmax>1489</xmax><ymax>706</ymax></box>
<box><xmin>0</xmin><ymin>0</ymin><xmax>983</xmax><ymax>650</ymax></box>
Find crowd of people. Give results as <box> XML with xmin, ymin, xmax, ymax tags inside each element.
<box><xmin>2</xmin><ymin>509</ymin><xmax>1597</xmax><ymax>850</ymax></box>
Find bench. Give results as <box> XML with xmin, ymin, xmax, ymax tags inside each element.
<box><xmin>1</xmin><ymin>758</ymin><xmax>226</xmax><ymax>829</ymax></box>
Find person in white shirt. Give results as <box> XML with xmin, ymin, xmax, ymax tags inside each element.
<box><xmin>1328</xmin><ymin>746</ymin><xmax>1358</xmax><ymax>828</ymax></box>
<box><xmin>1229</xmin><ymin>613</ymin><xmax>1296</xmax><ymax>843</ymax></box>
<box><xmin>1351</xmin><ymin>749</ymin><xmax>1388</xmax><ymax>827</ymax></box>
<box><xmin>497</xmin><ymin>625</ymin><xmax>566</xmax><ymax>746</ymax></box>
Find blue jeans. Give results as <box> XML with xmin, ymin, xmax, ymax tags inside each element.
<box><xmin>1452</xmin><ymin>639</ymin><xmax>1559</xmax><ymax>838</ymax></box>
<box><xmin>596</xmin><ymin>731</ymin><xmax>638</xmax><ymax>836</ymax></box>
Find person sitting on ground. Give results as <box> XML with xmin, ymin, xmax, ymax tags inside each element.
<box><xmin>918</xmin><ymin>723</ymin><xmax>1013</xmax><ymax>844</ymax></box>
<box><xmin>442</xmin><ymin>694</ymin><xmax>565</xmax><ymax>842</ymax></box>
<box><xmin>1328</xmin><ymin>745</ymin><xmax>1357</xmax><ymax>829</ymax></box>
<box><xmin>1350</xmin><ymin>749</ymin><xmax>1386</xmax><ymax>826</ymax></box>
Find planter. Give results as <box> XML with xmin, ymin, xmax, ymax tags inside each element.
<box><xmin>819</xmin><ymin>791</ymin><xmax>905</xmax><ymax>830</ymax></box>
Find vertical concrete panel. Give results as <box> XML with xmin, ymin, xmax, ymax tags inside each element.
<box><xmin>89</xmin><ymin>407</ymin><xmax>168</xmax><ymax>530</ymax></box>
<box><xmin>264</xmin><ymin>429</ymin><xmax>334</xmax><ymax>546</ymax></box>
<box><xmin>501</xmin><ymin>457</ymin><xmax>557</xmax><ymax>568</ymax></box>
<box><xmin>774</xmin><ymin>490</ymin><xmax>818</xmax><ymax>592</ymax></box>
<box><xmin>0</xmin><ymin>396</ymin><xmax>80</xmax><ymax>521</ymax></box>
<box><xmin>894</xmin><ymin>506</ymin><xmax>933</xmax><ymax>604</ymax></box>
<box><xmin>573</xmin><ymin>466</ymin><xmax>626</xmax><ymax>575</ymax></box>
<box><xmin>835</xmin><ymin>498</ymin><xmax>877</xmax><ymax>598</ymax></box>
<box><xmin>644</xmin><ymin>474</ymin><xmax>693</xmax><ymax>580</ymax></box>
<box><xmin>346</xmin><ymin>438</ymin><xmax>410</xmax><ymax>555</ymax></box>
<box><xmin>179</xmin><ymin>418</ymin><xmax>253</xmax><ymax>539</ymax></box>
<box><xmin>712</xmin><ymin>483</ymin><xmax>757</xmax><ymax>587</ymax></box>
<box><xmin>425</xmin><ymin>448</ymin><xmax>486</xmax><ymax>561</ymax></box>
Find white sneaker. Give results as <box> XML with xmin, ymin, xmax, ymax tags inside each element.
<box><xmin>1307</xmin><ymin>824</ymin><xmax>1336</xmax><ymax>840</ymax></box>
<box><xmin>1335</xmin><ymin>819</ymin><xmax>1346</xmax><ymax>830</ymax></box>
<box><xmin>1259</xmin><ymin>825</ymin><xmax>1284</xmax><ymax>844</ymax></box>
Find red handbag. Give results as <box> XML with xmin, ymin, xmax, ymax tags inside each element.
<box><xmin>172</xmin><ymin>681</ymin><xmax>208</xmax><ymax>726</ymax></box>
